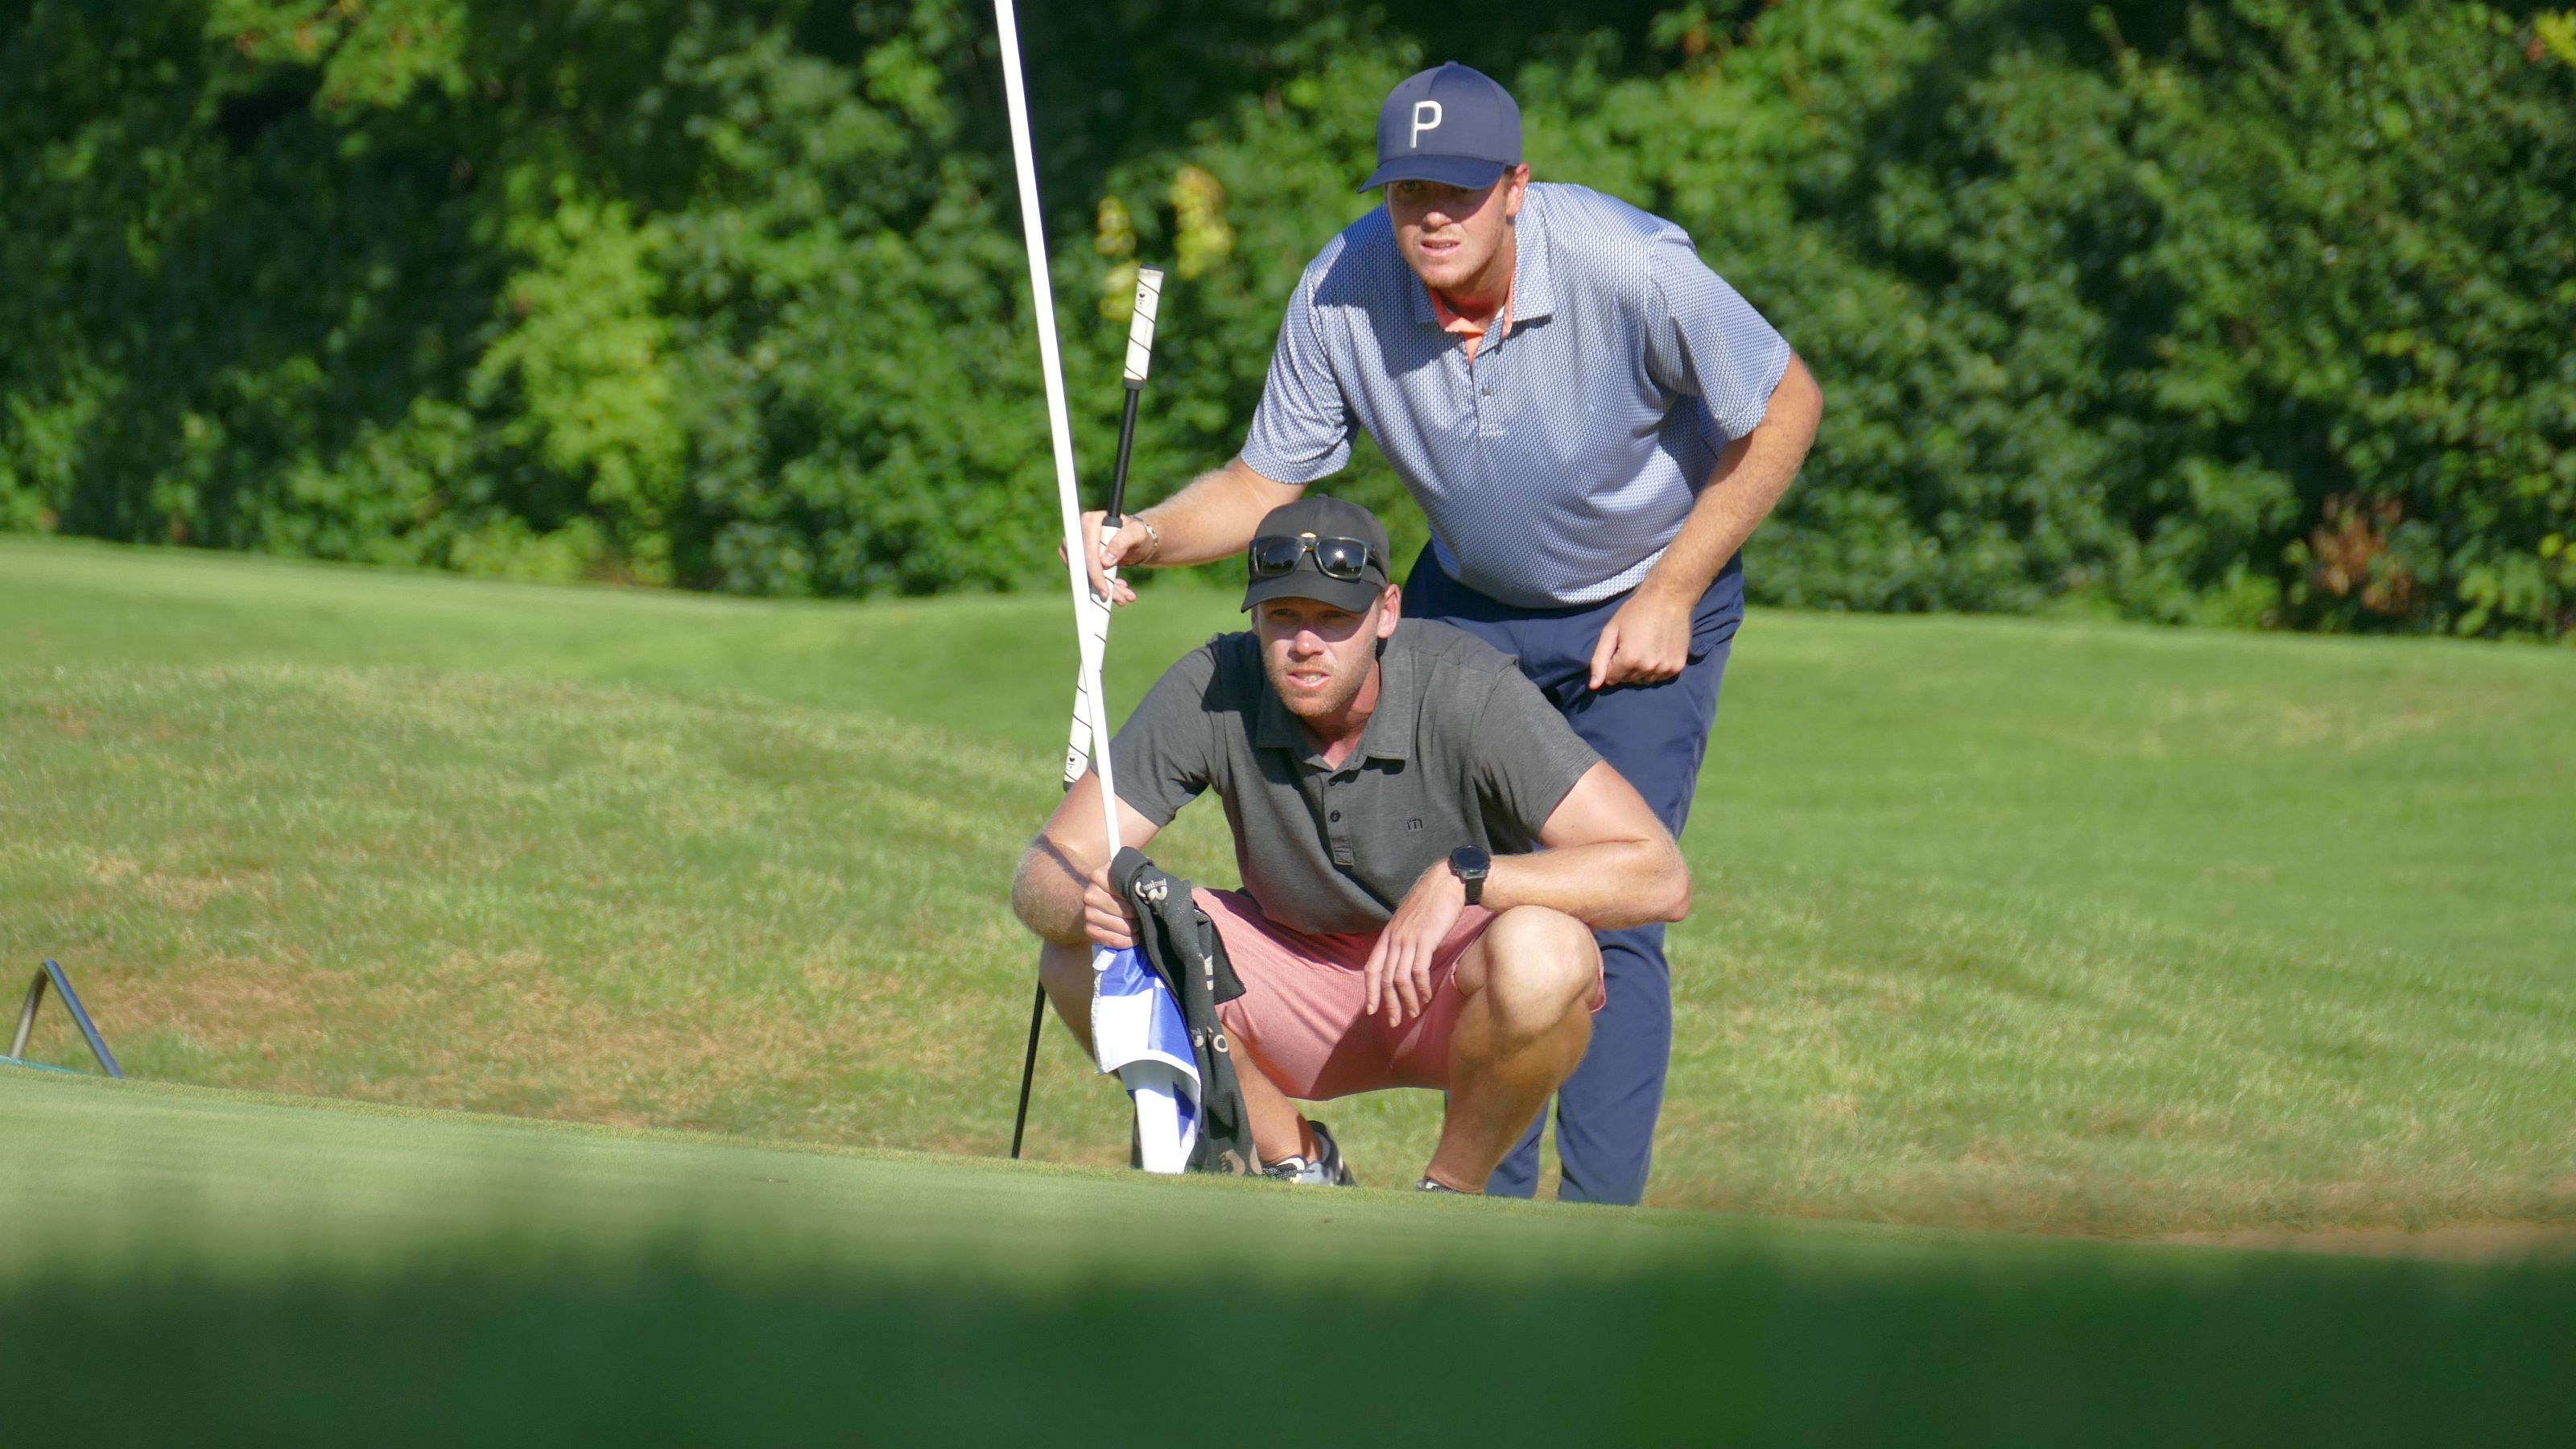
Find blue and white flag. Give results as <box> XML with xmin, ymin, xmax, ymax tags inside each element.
<box><xmin>1088</xmin><ymin>943</ymin><xmax>1199</xmax><ymax>1172</ymax></box>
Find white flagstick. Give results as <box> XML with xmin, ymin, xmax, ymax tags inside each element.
<box><xmin>996</xmin><ymin>5</ymin><xmax>1199</xmax><ymax>1174</ymax></box>
<box><xmin>993</xmin><ymin>0</ymin><xmax>1121</xmax><ymax>857</ymax></box>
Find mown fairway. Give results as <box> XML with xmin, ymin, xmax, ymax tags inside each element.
<box><xmin>4</xmin><ymin>535</ymin><xmax>2574</xmax><ymax>1231</ymax></box>
<box><xmin>5</xmin><ymin>1069</ymin><xmax>2572</xmax><ymax>1445</ymax></box>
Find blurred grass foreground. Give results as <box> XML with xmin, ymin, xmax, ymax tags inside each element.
<box><xmin>5</xmin><ymin>1069</ymin><xmax>2574</xmax><ymax>1446</ymax></box>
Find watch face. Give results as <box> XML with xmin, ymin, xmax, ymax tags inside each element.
<box><xmin>1449</xmin><ymin>846</ymin><xmax>1490</xmax><ymax>905</ymax></box>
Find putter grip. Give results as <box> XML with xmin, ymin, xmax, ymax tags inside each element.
<box><xmin>1122</xmin><ymin>266</ymin><xmax>1165</xmax><ymax>385</ymax></box>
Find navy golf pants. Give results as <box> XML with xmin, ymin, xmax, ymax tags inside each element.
<box><xmin>1404</xmin><ymin>551</ymin><xmax>1740</xmax><ymax>1205</ymax></box>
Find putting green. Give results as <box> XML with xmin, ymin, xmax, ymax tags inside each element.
<box><xmin>6</xmin><ymin>535</ymin><xmax>2576</xmax><ymax>1229</ymax></box>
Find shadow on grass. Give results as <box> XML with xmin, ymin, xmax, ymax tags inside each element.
<box><xmin>3</xmin><ymin>1236</ymin><xmax>2570</xmax><ymax>1446</ymax></box>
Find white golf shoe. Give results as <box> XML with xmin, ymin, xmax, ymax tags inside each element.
<box><xmin>1259</xmin><ymin>1119</ymin><xmax>1356</xmax><ymax>1187</ymax></box>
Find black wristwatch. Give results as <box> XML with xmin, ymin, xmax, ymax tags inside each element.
<box><xmin>1447</xmin><ymin>846</ymin><xmax>1492</xmax><ymax>906</ymax></box>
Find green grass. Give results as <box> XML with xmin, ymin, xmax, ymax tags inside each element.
<box><xmin>6</xmin><ymin>1068</ymin><xmax>2572</xmax><ymax>1446</ymax></box>
<box><xmin>4</xmin><ymin>534</ymin><xmax>2574</xmax><ymax>1231</ymax></box>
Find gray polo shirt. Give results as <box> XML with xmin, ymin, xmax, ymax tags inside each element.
<box><xmin>1109</xmin><ymin>620</ymin><xmax>1604</xmax><ymax>936</ymax></box>
<box><xmin>1240</xmin><ymin>182</ymin><xmax>1794</xmax><ymax>609</ymax></box>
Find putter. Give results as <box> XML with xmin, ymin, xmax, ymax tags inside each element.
<box><xmin>1013</xmin><ymin>266</ymin><xmax>1162</xmax><ymax>1159</ymax></box>
<box><xmin>1056</xmin><ymin>265</ymin><xmax>1166</xmax><ymax>793</ymax></box>
<box><xmin>1015</xmin><ymin>266</ymin><xmax>1164</xmax><ymax>1161</ymax></box>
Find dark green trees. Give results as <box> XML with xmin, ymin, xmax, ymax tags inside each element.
<box><xmin>4</xmin><ymin>2</ymin><xmax>2570</xmax><ymax>635</ymax></box>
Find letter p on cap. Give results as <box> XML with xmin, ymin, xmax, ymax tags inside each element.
<box><xmin>1410</xmin><ymin>100</ymin><xmax>1443</xmax><ymax>148</ymax></box>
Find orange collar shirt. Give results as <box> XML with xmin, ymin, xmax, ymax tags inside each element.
<box><xmin>1427</xmin><ymin>287</ymin><xmax>1513</xmax><ymax>364</ymax></box>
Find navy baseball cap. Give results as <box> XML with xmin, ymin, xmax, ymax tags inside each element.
<box><xmin>1241</xmin><ymin>497</ymin><xmax>1394</xmax><ymax>614</ymax></box>
<box><xmin>1359</xmin><ymin>63</ymin><xmax>1522</xmax><ymax>192</ymax></box>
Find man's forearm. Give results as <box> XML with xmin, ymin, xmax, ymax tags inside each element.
<box><xmin>1135</xmin><ymin>457</ymin><xmax>1303</xmax><ymax>568</ymax></box>
<box><xmin>1636</xmin><ymin>354</ymin><xmax>1823</xmax><ymax>604</ymax></box>
<box><xmin>1481</xmin><ymin>839</ymin><xmax>1690</xmax><ymax>931</ymax></box>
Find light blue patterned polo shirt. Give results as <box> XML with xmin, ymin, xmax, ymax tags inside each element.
<box><xmin>1241</xmin><ymin>183</ymin><xmax>1794</xmax><ymax>609</ymax></box>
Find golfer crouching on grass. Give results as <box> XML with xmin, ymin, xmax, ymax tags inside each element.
<box><xmin>1011</xmin><ymin>496</ymin><xmax>1689</xmax><ymax>1192</ymax></box>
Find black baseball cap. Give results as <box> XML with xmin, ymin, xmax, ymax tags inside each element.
<box><xmin>1359</xmin><ymin>63</ymin><xmax>1522</xmax><ymax>192</ymax></box>
<box><xmin>1241</xmin><ymin>496</ymin><xmax>1394</xmax><ymax>614</ymax></box>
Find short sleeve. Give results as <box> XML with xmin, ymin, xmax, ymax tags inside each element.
<box><xmin>1641</xmin><ymin>231</ymin><xmax>1794</xmax><ymax>445</ymax></box>
<box><xmin>1468</xmin><ymin>670</ymin><xmax>1605</xmax><ymax>851</ymax></box>
<box><xmin>1239</xmin><ymin>266</ymin><xmax>1356</xmax><ymax>485</ymax></box>
<box><xmin>1106</xmin><ymin>644</ymin><xmax>1221</xmax><ymax>828</ymax></box>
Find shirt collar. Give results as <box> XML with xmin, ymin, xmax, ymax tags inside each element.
<box><xmin>1353</xmin><ymin>639</ymin><xmax>1417</xmax><ymax>764</ymax></box>
<box><xmin>1511</xmin><ymin>191</ymin><xmax>1557</xmax><ymax>323</ymax></box>
<box><xmin>1250</xmin><ymin>637</ymin><xmax>1417</xmax><ymax>770</ymax></box>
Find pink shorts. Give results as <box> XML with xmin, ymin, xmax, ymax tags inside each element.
<box><xmin>1198</xmin><ymin>888</ymin><xmax>1602</xmax><ymax>1101</ymax></box>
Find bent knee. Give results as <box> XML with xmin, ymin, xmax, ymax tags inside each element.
<box><xmin>1487</xmin><ymin>904</ymin><xmax>1597</xmax><ymax>962</ymax></box>
<box><xmin>1480</xmin><ymin>906</ymin><xmax>1599</xmax><ymax>1008</ymax></box>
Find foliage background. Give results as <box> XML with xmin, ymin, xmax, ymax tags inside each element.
<box><xmin>2</xmin><ymin>1</ymin><xmax>2570</xmax><ymax>636</ymax></box>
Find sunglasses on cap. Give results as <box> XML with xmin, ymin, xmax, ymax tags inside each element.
<box><xmin>1247</xmin><ymin>532</ymin><xmax>1379</xmax><ymax>582</ymax></box>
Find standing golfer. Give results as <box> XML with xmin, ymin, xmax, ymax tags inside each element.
<box><xmin>1082</xmin><ymin>64</ymin><xmax>1821</xmax><ymax>1202</ymax></box>
<box><xmin>1014</xmin><ymin>497</ymin><xmax>1690</xmax><ymax>1192</ymax></box>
